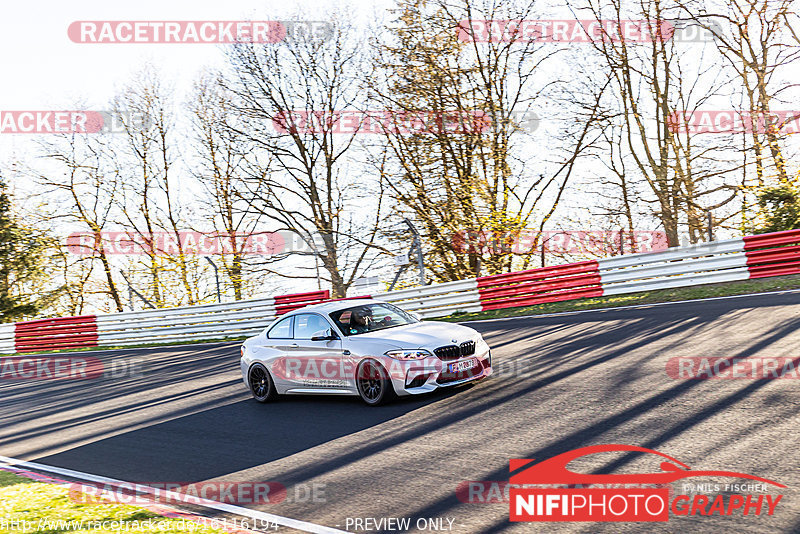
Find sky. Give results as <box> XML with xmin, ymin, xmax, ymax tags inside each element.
<box><xmin>0</xmin><ymin>0</ymin><xmax>397</xmax><ymax>225</ymax></box>
<box><xmin>0</xmin><ymin>0</ymin><xmax>388</xmax><ymax>156</ymax></box>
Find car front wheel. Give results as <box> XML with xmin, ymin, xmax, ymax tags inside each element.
<box><xmin>356</xmin><ymin>359</ymin><xmax>396</xmax><ymax>406</ymax></box>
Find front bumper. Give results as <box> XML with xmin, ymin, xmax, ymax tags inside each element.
<box><xmin>391</xmin><ymin>348</ymin><xmax>492</xmax><ymax>396</ymax></box>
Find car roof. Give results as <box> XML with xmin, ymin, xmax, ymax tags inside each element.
<box><xmin>288</xmin><ymin>298</ymin><xmax>385</xmax><ymax>315</ymax></box>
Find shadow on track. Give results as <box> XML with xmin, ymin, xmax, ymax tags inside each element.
<box><xmin>31</xmin><ymin>387</ymin><xmax>466</xmax><ymax>482</ymax></box>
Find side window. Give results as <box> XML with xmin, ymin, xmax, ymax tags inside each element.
<box><xmin>294</xmin><ymin>314</ymin><xmax>332</xmax><ymax>340</ymax></box>
<box><xmin>267</xmin><ymin>316</ymin><xmax>294</xmax><ymax>339</ymax></box>
<box><xmin>330</xmin><ymin>310</ymin><xmax>352</xmax><ymax>333</ymax></box>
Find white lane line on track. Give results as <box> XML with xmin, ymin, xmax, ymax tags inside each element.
<box><xmin>0</xmin><ymin>455</ymin><xmax>352</xmax><ymax>534</ymax></box>
<box><xmin>462</xmin><ymin>288</ymin><xmax>800</xmax><ymax>324</ymax></box>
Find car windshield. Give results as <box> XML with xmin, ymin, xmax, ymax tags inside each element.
<box><xmin>329</xmin><ymin>303</ymin><xmax>418</xmax><ymax>336</ymax></box>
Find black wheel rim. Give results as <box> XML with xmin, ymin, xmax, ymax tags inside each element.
<box><xmin>358</xmin><ymin>361</ymin><xmax>383</xmax><ymax>401</ymax></box>
<box><xmin>250</xmin><ymin>366</ymin><xmax>269</xmax><ymax>398</ymax></box>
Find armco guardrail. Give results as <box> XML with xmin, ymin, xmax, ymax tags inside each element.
<box><xmin>596</xmin><ymin>238</ymin><xmax>749</xmax><ymax>295</ymax></box>
<box><xmin>0</xmin><ymin>324</ymin><xmax>15</xmax><ymax>354</ymax></box>
<box><xmin>93</xmin><ymin>290</ymin><xmax>331</xmax><ymax>349</ymax></box>
<box><xmin>2</xmin><ymin>229</ymin><xmax>798</xmax><ymax>353</ymax></box>
<box><xmin>375</xmin><ymin>279</ymin><xmax>482</xmax><ymax>317</ymax></box>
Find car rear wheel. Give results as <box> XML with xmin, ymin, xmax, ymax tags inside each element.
<box><xmin>356</xmin><ymin>359</ymin><xmax>395</xmax><ymax>406</ymax></box>
<box><xmin>249</xmin><ymin>363</ymin><xmax>278</xmax><ymax>403</ymax></box>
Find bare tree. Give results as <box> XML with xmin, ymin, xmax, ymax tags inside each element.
<box><xmin>223</xmin><ymin>15</ymin><xmax>388</xmax><ymax>297</ymax></box>
<box><xmin>676</xmin><ymin>0</ymin><xmax>800</xmax><ymax>228</ymax></box>
<box><xmin>575</xmin><ymin>0</ymin><xmax>741</xmax><ymax>245</ymax></box>
<box><xmin>34</xmin><ymin>128</ymin><xmax>124</xmax><ymax>312</ymax></box>
<box><xmin>369</xmin><ymin>0</ymin><xmax>604</xmax><ymax>280</ymax></box>
<box><xmin>113</xmin><ymin>67</ymin><xmax>199</xmax><ymax>306</ymax></box>
<box><xmin>190</xmin><ymin>74</ymin><xmax>268</xmax><ymax>300</ymax></box>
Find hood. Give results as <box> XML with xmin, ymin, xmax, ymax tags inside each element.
<box><xmin>352</xmin><ymin>320</ymin><xmax>478</xmax><ymax>349</ymax></box>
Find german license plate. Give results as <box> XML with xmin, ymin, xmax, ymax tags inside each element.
<box><xmin>448</xmin><ymin>359</ymin><xmax>477</xmax><ymax>373</ymax></box>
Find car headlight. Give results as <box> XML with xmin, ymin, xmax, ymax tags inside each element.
<box><xmin>385</xmin><ymin>349</ymin><xmax>432</xmax><ymax>360</ymax></box>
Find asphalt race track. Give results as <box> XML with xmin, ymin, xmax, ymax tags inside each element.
<box><xmin>2</xmin><ymin>291</ymin><xmax>800</xmax><ymax>533</ymax></box>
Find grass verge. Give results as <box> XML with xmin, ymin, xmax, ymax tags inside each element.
<box><xmin>437</xmin><ymin>274</ymin><xmax>800</xmax><ymax>322</ymax></box>
<box><xmin>0</xmin><ymin>470</ymin><xmax>225</xmax><ymax>533</ymax></box>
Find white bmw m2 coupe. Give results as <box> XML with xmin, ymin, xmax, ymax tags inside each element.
<box><xmin>240</xmin><ymin>299</ymin><xmax>492</xmax><ymax>405</ymax></box>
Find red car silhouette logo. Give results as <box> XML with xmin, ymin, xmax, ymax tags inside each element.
<box><xmin>510</xmin><ymin>444</ymin><xmax>785</xmax><ymax>488</ymax></box>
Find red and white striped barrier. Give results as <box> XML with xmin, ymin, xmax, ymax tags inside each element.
<box><xmin>477</xmin><ymin>261</ymin><xmax>602</xmax><ymax>310</ymax></box>
<box><xmin>14</xmin><ymin>316</ymin><xmax>98</xmax><ymax>353</ymax></box>
<box><xmin>745</xmin><ymin>231</ymin><xmax>800</xmax><ymax>278</ymax></box>
<box><xmin>0</xmin><ymin>229</ymin><xmax>797</xmax><ymax>353</ymax></box>
<box><xmin>273</xmin><ymin>290</ymin><xmax>331</xmax><ymax>315</ymax></box>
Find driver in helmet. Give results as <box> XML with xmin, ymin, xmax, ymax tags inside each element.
<box><xmin>349</xmin><ymin>306</ymin><xmax>374</xmax><ymax>334</ymax></box>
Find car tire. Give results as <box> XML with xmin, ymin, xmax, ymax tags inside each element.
<box><xmin>356</xmin><ymin>359</ymin><xmax>396</xmax><ymax>406</ymax></box>
<box><xmin>248</xmin><ymin>363</ymin><xmax>278</xmax><ymax>403</ymax></box>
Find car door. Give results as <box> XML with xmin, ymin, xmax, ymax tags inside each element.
<box><xmin>287</xmin><ymin>313</ymin><xmax>346</xmax><ymax>391</ymax></box>
<box><xmin>261</xmin><ymin>315</ymin><xmax>295</xmax><ymax>391</ymax></box>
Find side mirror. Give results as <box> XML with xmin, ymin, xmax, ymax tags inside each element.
<box><xmin>311</xmin><ymin>329</ymin><xmax>337</xmax><ymax>341</ymax></box>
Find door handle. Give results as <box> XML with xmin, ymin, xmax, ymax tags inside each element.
<box><xmin>291</xmin><ymin>343</ymin><xmax>299</xmax><ymax>347</ymax></box>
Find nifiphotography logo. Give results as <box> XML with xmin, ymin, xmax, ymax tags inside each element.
<box><xmin>509</xmin><ymin>445</ymin><xmax>785</xmax><ymax>522</ymax></box>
